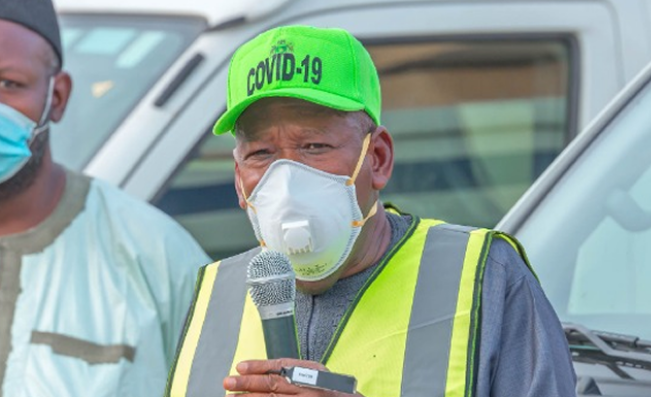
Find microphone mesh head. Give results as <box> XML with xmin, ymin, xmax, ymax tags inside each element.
<box><xmin>247</xmin><ymin>250</ymin><xmax>295</xmax><ymax>308</ymax></box>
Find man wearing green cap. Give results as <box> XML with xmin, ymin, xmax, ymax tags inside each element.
<box><xmin>0</xmin><ymin>0</ymin><xmax>210</xmax><ymax>395</ymax></box>
<box><xmin>166</xmin><ymin>25</ymin><xmax>575</xmax><ymax>397</ymax></box>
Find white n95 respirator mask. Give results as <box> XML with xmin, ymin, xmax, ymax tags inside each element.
<box><xmin>241</xmin><ymin>133</ymin><xmax>377</xmax><ymax>281</ymax></box>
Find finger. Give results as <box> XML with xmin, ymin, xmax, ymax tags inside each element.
<box><xmin>227</xmin><ymin>394</ymin><xmax>278</xmax><ymax>397</ymax></box>
<box><xmin>227</xmin><ymin>394</ymin><xmax>286</xmax><ymax>397</ymax></box>
<box><xmin>223</xmin><ymin>373</ymin><xmax>295</xmax><ymax>394</ymax></box>
<box><xmin>237</xmin><ymin>358</ymin><xmax>328</xmax><ymax>375</ymax></box>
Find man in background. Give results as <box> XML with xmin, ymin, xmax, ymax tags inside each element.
<box><xmin>0</xmin><ymin>0</ymin><xmax>210</xmax><ymax>395</ymax></box>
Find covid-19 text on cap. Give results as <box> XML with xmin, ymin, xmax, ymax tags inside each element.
<box><xmin>247</xmin><ymin>53</ymin><xmax>323</xmax><ymax>96</ymax></box>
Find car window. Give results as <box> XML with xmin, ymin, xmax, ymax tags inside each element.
<box><xmin>155</xmin><ymin>38</ymin><xmax>574</xmax><ymax>260</ymax></box>
<box><xmin>517</xmin><ymin>79</ymin><xmax>651</xmax><ymax>339</ymax></box>
<box><xmin>51</xmin><ymin>14</ymin><xmax>205</xmax><ymax>170</ymax></box>
<box><xmin>370</xmin><ymin>39</ymin><xmax>572</xmax><ymax>227</ymax></box>
<box><xmin>155</xmin><ymin>133</ymin><xmax>249</xmax><ymax>260</ymax></box>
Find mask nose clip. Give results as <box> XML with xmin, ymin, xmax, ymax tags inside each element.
<box><xmin>282</xmin><ymin>220</ymin><xmax>313</xmax><ymax>255</ymax></box>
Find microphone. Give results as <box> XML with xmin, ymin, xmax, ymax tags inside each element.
<box><xmin>247</xmin><ymin>250</ymin><xmax>301</xmax><ymax>359</ymax></box>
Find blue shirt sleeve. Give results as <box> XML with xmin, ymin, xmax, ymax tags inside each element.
<box><xmin>476</xmin><ymin>237</ymin><xmax>577</xmax><ymax>397</ymax></box>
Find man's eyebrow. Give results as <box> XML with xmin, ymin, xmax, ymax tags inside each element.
<box><xmin>0</xmin><ymin>62</ymin><xmax>26</xmax><ymax>74</ymax></box>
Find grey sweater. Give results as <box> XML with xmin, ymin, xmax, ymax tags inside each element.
<box><xmin>295</xmin><ymin>213</ymin><xmax>576</xmax><ymax>396</ymax></box>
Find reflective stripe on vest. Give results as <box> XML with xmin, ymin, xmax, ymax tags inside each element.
<box><xmin>165</xmin><ymin>248</ymin><xmax>261</xmax><ymax>397</ymax></box>
<box><xmin>166</xmin><ymin>219</ymin><xmax>510</xmax><ymax>397</ymax></box>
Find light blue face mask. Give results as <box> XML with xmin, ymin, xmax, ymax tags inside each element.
<box><xmin>0</xmin><ymin>78</ymin><xmax>54</xmax><ymax>184</ymax></box>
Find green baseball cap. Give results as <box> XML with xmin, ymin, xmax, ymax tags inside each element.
<box><xmin>213</xmin><ymin>25</ymin><xmax>381</xmax><ymax>135</ymax></box>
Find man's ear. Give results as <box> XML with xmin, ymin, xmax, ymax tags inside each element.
<box><xmin>49</xmin><ymin>71</ymin><xmax>72</xmax><ymax>123</ymax></box>
<box><xmin>234</xmin><ymin>160</ymin><xmax>248</xmax><ymax>210</ymax></box>
<box><xmin>369</xmin><ymin>126</ymin><xmax>394</xmax><ymax>191</ymax></box>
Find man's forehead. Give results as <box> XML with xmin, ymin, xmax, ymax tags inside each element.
<box><xmin>236</xmin><ymin>121</ymin><xmax>333</xmax><ymax>145</ymax></box>
<box><xmin>0</xmin><ymin>19</ymin><xmax>52</xmax><ymax>61</ymax></box>
<box><xmin>238</xmin><ymin>98</ymin><xmax>346</xmax><ymax>127</ymax></box>
<box><xmin>234</xmin><ymin>99</ymin><xmax>366</xmax><ymax>145</ymax></box>
<box><xmin>247</xmin><ymin>97</ymin><xmax>338</xmax><ymax>115</ymax></box>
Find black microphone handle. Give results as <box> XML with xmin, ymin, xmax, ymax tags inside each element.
<box><xmin>262</xmin><ymin>314</ymin><xmax>301</xmax><ymax>359</ymax></box>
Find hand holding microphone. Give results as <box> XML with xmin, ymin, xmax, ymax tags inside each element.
<box><xmin>232</xmin><ymin>250</ymin><xmax>358</xmax><ymax>395</ymax></box>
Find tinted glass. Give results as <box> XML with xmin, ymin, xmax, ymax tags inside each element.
<box><xmin>370</xmin><ymin>40</ymin><xmax>571</xmax><ymax>227</ymax></box>
<box><xmin>52</xmin><ymin>14</ymin><xmax>205</xmax><ymax>170</ymax></box>
<box><xmin>518</xmin><ymin>79</ymin><xmax>651</xmax><ymax>339</ymax></box>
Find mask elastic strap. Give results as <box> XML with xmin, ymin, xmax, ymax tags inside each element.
<box><xmin>239</xmin><ymin>176</ymin><xmax>266</xmax><ymax>246</ymax></box>
<box><xmin>352</xmin><ymin>200</ymin><xmax>378</xmax><ymax>228</ymax></box>
<box><xmin>345</xmin><ymin>133</ymin><xmax>379</xmax><ymax>228</ymax></box>
<box><xmin>346</xmin><ymin>132</ymin><xmax>371</xmax><ymax>187</ymax></box>
<box><xmin>32</xmin><ymin>77</ymin><xmax>55</xmax><ymax>137</ymax></box>
<box><xmin>238</xmin><ymin>176</ymin><xmax>257</xmax><ymax>214</ymax></box>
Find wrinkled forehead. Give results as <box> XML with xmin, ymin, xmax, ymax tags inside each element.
<box><xmin>241</xmin><ymin>97</ymin><xmax>345</xmax><ymax>120</ymax></box>
<box><xmin>235</xmin><ymin>98</ymin><xmax>350</xmax><ymax>139</ymax></box>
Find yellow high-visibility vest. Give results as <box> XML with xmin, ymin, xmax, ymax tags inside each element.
<box><xmin>165</xmin><ymin>218</ymin><xmax>531</xmax><ymax>397</ymax></box>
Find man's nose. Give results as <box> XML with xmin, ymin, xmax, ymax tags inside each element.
<box><xmin>276</xmin><ymin>148</ymin><xmax>303</xmax><ymax>163</ymax></box>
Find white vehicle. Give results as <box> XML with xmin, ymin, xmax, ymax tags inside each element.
<box><xmin>498</xmin><ymin>61</ymin><xmax>651</xmax><ymax>397</ymax></box>
<box><xmin>52</xmin><ymin>0</ymin><xmax>651</xmax><ymax>259</ymax></box>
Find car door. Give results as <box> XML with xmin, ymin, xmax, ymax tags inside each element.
<box><xmin>498</xmin><ymin>60</ymin><xmax>651</xmax><ymax>396</ymax></box>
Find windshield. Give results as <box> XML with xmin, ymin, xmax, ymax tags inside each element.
<box><xmin>517</xmin><ymin>78</ymin><xmax>651</xmax><ymax>340</ymax></box>
<box><xmin>51</xmin><ymin>14</ymin><xmax>205</xmax><ymax>170</ymax></box>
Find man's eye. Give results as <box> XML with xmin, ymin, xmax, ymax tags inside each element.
<box><xmin>247</xmin><ymin>149</ymin><xmax>271</xmax><ymax>159</ymax></box>
<box><xmin>0</xmin><ymin>79</ymin><xmax>21</xmax><ymax>89</ymax></box>
<box><xmin>305</xmin><ymin>143</ymin><xmax>330</xmax><ymax>151</ymax></box>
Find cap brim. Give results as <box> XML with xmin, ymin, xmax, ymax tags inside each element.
<box><xmin>213</xmin><ymin>87</ymin><xmax>365</xmax><ymax>135</ymax></box>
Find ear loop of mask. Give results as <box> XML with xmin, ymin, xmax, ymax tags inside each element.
<box><xmin>238</xmin><ymin>176</ymin><xmax>266</xmax><ymax>247</ymax></box>
<box><xmin>348</xmin><ymin>132</ymin><xmax>378</xmax><ymax>228</ymax></box>
<box><xmin>30</xmin><ymin>77</ymin><xmax>55</xmax><ymax>141</ymax></box>
<box><xmin>238</xmin><ymin>176</ymin><xmax>256</xmax><ymax>213</ymax></box>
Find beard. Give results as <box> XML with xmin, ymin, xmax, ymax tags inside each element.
<box><xmin>0</xmin><ymin>130</ymin><xmax>49</xmax><ymax>202</ymax></box>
